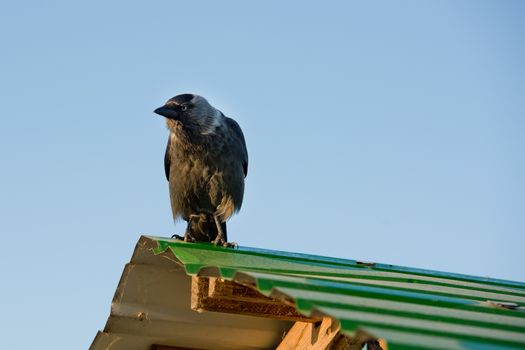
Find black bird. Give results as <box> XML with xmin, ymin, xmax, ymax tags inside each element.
<box><xmin>154</xmin><ymin>94</ymin><xmax>248</xmax><ymax>246</ymax></box>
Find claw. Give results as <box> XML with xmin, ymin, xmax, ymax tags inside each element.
<box><xmin>212</xmin><ymin>236</ymin><xmax>224</xmax><ymax>246</ymax></box>
<box><xmin>171</xmin><ymin>231</ymin><xmax>195</xmax><ymax>242</ymax></box>
<box><xmin>224</xmin><ymin>241</ymin><xmax>238</xmax><ymax>248</ymax></box>
<box><xmin>212</xmin><ymin>236</ymin><xmax>237</xmax><ymax>248</ymax></box>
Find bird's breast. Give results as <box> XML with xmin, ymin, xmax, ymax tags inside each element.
<box><xmin>167</xmin><ymin>128</ymin><xmax>244</xmax><ymax>219</ymax></box>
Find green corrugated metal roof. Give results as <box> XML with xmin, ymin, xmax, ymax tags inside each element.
<box><xmin>151</xmin><ymin>236</ymin><xmax>525</xmax><ymax>350</ymax></box>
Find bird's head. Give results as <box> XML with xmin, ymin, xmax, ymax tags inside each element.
<box><xmin>154</xmin><ymin>93</ymin><xmax>222</xmax><ymax>135</ymax></box>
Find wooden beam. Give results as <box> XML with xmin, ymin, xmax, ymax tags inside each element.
<box><xmin>191</xmin><ymin>276</ymin><xmax>319</xmax><ymax>322</ymax></box>
<box><xmin>276</xmin><ymin>318</ymin><xmax>386</xmax><ymax>350</ymax></box>
<box><xmin>277</xmin><ymin>318</ymin><xmax>340</xmax><ymax>350</ymax></box>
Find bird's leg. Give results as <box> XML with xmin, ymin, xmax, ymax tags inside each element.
<box><xmin>211</xmin><ymin>215</ymin><xmax>237</xmax><ymax>248</ymax></box>
<box><xmin>183</xmin><ymin>216</ymin><xmax>197</xmax><ymax>242</ymax></box>
<box><xmin>171</xmin><ymin>216</ymin><xmax>195</xmax><ymax>242</ymax></box>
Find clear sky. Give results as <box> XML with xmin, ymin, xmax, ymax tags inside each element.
<box><xmin>0</xmin><ymin>1</ymin><xmax>524</xmax><ymax>349</ymax></box>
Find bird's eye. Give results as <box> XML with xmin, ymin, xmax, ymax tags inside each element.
<box><xmin>181</xmin><ymin>104</ymin><xmax>188</xmax><ymax>111</ymax></box>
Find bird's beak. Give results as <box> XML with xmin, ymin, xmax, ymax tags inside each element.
<box><xmin>154</xmin><ymin>106</ymin><xmax>179</xmax><ymax>119</ymax></box>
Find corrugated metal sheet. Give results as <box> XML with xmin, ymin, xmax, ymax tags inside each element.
<box><xmin>151</xmin><ymin>236</ymin><xmax>525</xmax><ymax>350</ymax></box>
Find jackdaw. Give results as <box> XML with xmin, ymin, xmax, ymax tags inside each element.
<box><xmin>154</xmin><ymin>94</ymin><xmax>248</xmax><ymax>246</ymax></box>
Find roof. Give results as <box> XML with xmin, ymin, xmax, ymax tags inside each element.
<box><xmin>91</xmin><ymin>236</ymin><xmax>525</xmax><ymax>350</ymax></box>
<box><xmin>90</xmin><ymin>236</ymin><xmax>292</xmax><ymax>350</ymax></box>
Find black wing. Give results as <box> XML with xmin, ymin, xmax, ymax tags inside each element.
<box><xmin>225</xmin><ymin>116</ymin><xmax>248</xmax><ymax>177</ymax></box>
<box><xmin>164</xmin><ymin>137</ymin><xmax>171</xmax><ymax>181</ymax></box>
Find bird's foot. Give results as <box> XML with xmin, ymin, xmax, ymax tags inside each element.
<box><xmin>212</xmin><ymin>237</ymin><xmax>237</xmax><ymax>248</ymax></box>
<box><xmin>224</xmin><ymin>241</ymin><xmax>238</xmax><ymax>248</ymax></box>
<box><xmin>171</xmin><ymin>232</ymin><xmax>195</xmax><ymax>242</ymax></box>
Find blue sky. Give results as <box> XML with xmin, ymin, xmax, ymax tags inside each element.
<box><xmin>0</xmin><ymin>1</ymin><xmax>524</xmax><ymax>348</ymax></box>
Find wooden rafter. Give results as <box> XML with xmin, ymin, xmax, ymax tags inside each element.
<box><xmin>191</xmin><ymin>276</ymin><xmax>319</xmax><ymax>322</ymax></box>
<box><xmin>276</xmin><ymin>318</ymin><xmax>385</xmax><ymax>350</ymax></box>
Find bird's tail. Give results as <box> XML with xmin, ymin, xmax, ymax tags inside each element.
<box><xmin>189</xmin><ymin>215</ymin><xmax>227</xmax><ymax>243</ymax></box>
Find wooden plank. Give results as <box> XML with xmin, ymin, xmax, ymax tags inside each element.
<box><xmin>276</xmin><ymin>318</ymin><xmax>386</xmax><ymax>350</ymax></box>
<box><xmin>277</xmin><ymin>318</ymin><xmax>342</xmax><ymax>350</ymax></box>
<box><xmin>191</xmin><ymin>276</ymin><xmax>319</xmax><ymax>322</ymax></box>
